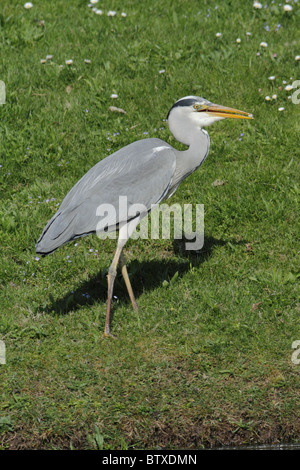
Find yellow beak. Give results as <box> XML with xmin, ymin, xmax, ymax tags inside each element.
<box><xmin>205</xmin><ymin>104</ymin><xmax>253</xmax><ymax>120</ymax></box>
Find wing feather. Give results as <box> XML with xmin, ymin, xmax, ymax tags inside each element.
<box><xmin>36</xmin><ymin>138</ymin><xmax>176</xmax><ymax>254</ymax></box>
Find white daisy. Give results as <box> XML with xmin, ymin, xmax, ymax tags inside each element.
<box><xmin>216</xmin><ymin>32</ymin><xmax>222</xmax><ymax>38</ymax></box>
<box><xmin>65</xmin><ymin>59</ymin><xmax>73</xmax><ymax>65</ymax></box>
<box><xmin>121</xmin><ymin>12</ymin><xmax>127</xmax><ymax>17</ymax></box>
<box><xmin>265</xmin><ymin>96</ymin><xmax>272</xmax><ymax>101</ymax></box>
<box><xmin>236</xmin><ymin>38</ymin><xmax>241</xmax><ymax>43</ymax></box>
<box><xmin>278</xmin><ymin>107</ymin><xmax>285</xmax><ymax>111</ymax></box>
<box><xmin>260</xmin><ymin>41</ymin><xmax>268</xmax><ymax>47</ymax></box>
<box><xmin>24</xmin><ymin>2</ymin><xmax>33</xmax><ymax>9</ymax></box>
<box><xmin>283</xmin><ymin>4</ymin><xmax>293</xmax><ymax>11</ymax></box>
<box><xmin>295</xmin><ymin>55</ymin><xmax>300</xmax><ymax>61</ymax></box>
<box><xmin>272</xmin><ymin>94</ymin><xmax>277</xmax><ymax>100</ymax></box>
<box><xmin>285</xmin><ymin>84</ymin><xmax>293</xmax><ymax>91</ymax></box>
<box><xmin>268</xmin><ymin>76</ymin><xmax>276</xmax><ymax>80</ymax></box>
<box><xmin>253</xmin><ymin>1</ymin><xmax>262</xmax><ymax>9</ymax></box>
<box><xmin>107</xmin><ymin>10</ymin><xmax>117</xmax><ymax>16</ymax></box>
<box><xmin>110</xmin><ymin>94</ymin><xmax>118</xmax><ymax>99</ymax></box>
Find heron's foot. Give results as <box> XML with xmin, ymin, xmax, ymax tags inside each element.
<box><xmin>100</xmin><ymin>331</ymin><xmax>117</xmax><ymax>340</ymax></box>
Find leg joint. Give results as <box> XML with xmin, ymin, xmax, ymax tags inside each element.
<box><xmin>108</xmin><ymin>265</ymin><xmax>117</xmax><ymax>278</ymax></box>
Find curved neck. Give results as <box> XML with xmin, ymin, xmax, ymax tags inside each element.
<box><xmin>168</xmin><ymin>109</ymin><xmax>210</xmax><ymax>169</ymax></box>
<box><xmin>168</xmin><ymin>111</ymin><xmax>201</xmax><ymax>146</ymax></box>
<box><xmin>171</xmin><ymin>128</ymin><xmax>210</xmax><ymax>180</ymax></box>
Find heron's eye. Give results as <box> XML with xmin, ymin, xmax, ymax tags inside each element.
<box><xmin>194</xmin><ymin>104</ymin><xmax>205</xmax><ymax>111</ymax></box>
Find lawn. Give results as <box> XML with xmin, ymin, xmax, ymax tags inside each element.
<box><xmin>0</xmin><ymin>0</ymin><xmax>299</xmax><ymax>449</ymax></box>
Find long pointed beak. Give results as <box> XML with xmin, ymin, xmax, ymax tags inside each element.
<box><xmin>205</xmin><ymin>104</ymin><xmax>253</xmax><ymax>120</ymax></box>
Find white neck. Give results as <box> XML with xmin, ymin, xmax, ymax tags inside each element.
<box><xmin>168</xmin><ymin>108</ymin><xmax>200</xmax><ymax>146</ymax></box>
<box><xmin>168</xmin><ymin>106</ymin><xmax>223</xmax><ymax>146</ymax></box>
<box><xmin>168</xmin><ymin>106</ymin><xmax>211</xmax><ymax>171</ymax></box>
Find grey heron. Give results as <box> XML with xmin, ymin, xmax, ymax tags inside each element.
<box><xmin>36</xmin><ymin>96</ymin><xmax>253</xmax><ymax>337</ymax></box>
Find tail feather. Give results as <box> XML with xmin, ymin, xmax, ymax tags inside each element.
<box><xmin>35</xmin><ymin>209</ymin><xmax>78</xmax><ymax>255</ymax></box>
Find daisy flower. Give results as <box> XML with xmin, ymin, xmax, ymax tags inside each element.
<box><xmin>236</xmin><ymin>38</ymin><xmax>241</xmax><ymax>43</ymax></box>
<box><xmin>24</xmin><ymin>2</ymin><xmax>33</xmax><ymax>8</ymax></box>
<box><xmin>216</xmin><ymin>32</ymin><xmax>222</xmax><ymax>38</ymax></box>
<box><xmin>260</xmin><ymin>41</ymin><xmax>268</xmax><ymax>47</ymax></box>
<box><xmin>253</xmin><ymin>1</ymin><xmax>262</xmax><ymax>8</ymax></box>
<box><xmin>65</xmin><ymin>59</ymin><xmax>73</xmax><ymax>65</ymax></box>
<box><xmin>283</xmin><ymin>4</ymin><xmax>293</xmax><ymax>11</ymax></box>
<box><xmin>278</xmin><ymin>107</ymin><xmax>285</xmax><ymax>111</ymax></box>
<box><xmin>110</xmin><ymin>94</ymin><xmax>118</xmax><ymax>99</ymax></box>
<box><xmin>295</xmin><ymin>55</ymin><xmax>300</xmax><ymax>61</ymax></box>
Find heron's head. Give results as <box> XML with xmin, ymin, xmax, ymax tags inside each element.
<box><xmin>167</xmin><ymin>95</ymin><xmax>253</xmax><ymax>146</ymax></box>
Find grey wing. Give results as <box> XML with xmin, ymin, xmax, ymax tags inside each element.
<box><xmin>36</xmin><ymin>139</ymin><xmax>176</xmax><ymax>254</ymax></box>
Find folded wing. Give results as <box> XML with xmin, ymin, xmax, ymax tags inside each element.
<box><xmin>36</xmin><ymin>138</ymin><xmax>176</xmax><ymax>255</ymax></box>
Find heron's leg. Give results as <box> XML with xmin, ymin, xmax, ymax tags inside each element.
<box><xmin>102</xmin><ymin>218</ymin><xmax>140</xmax><ymax>339</ymax></box>
<box><xmin>103</xmin><ymin>245</ymin><xmax>122</xmax><ymax>338</ymax></box>
<box><xmin>119</xmin><ymin>251</ymin><xmax>138</xmax><ymax>312</ymax></box>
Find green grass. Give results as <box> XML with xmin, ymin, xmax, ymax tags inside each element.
<box><xmin>0</xmin><ymin>0</ymin><xmax>299</xmax><ymax>449</ymax></box>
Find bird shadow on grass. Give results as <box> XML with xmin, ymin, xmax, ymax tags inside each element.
<box><xmin>41</xmin><ymin>235</ymin><xmax>245</xmax><ymax>317</ymax></box>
